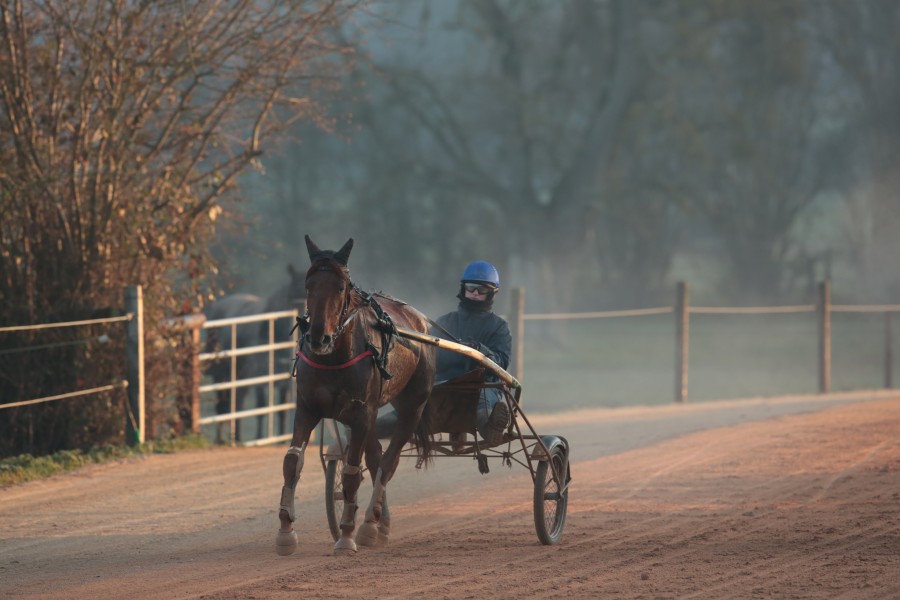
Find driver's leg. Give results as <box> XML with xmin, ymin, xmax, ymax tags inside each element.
<box><xmin>474</xmin><ymin>388</ymin><xmax>508</xmax><ymax>445</ymax></box>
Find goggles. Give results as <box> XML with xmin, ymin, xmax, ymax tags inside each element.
<box><xmin>463</xmin><ymin>283</ymin><xmax>495</xmax><ymax>295</ymax></box>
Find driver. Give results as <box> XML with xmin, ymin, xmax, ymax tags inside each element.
<box><xmin>375</xmin><ymin>260</ymin><xmax>512</xmax><ymax>446</ymax></box>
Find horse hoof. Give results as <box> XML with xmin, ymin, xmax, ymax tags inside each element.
<box><xmin>377</xmin><ymin>523</ymin><xmax>391</xmax><ymax>546</ymax></box>
<box><xmin>275</xmin><ymin>530</ymin><xmax>298</xmax><ymax>556</ymax></box>
<box><xmin>356</xmin><ymin>522</ymin><xmax>380</xmax><ymax>547</ymax></box>
<box><xmin>333</xmin><ymin>536</ymin><xmax>358</xmax><ymax>555</ymax></box>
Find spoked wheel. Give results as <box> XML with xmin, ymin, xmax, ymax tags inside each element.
<box><xmin>533</xmin><ymin>444</ymin><xmax>569</xmax><ymax>545</ymax></box>
<box><xmin>325</xmin><ymin>458</ymin><xmax>344</xmax><ymax>542</ymax></box>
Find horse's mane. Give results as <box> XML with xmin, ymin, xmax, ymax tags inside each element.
<box><xmin>370</xmin><ymin>291</ymin><xmax>409</xmax><ymax>306</ymax></box>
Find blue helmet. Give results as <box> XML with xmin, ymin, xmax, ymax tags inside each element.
<box><xmin>460</xmin><ymin>260</ymin><xmax>500</xmax><ymax>288</ymax></box>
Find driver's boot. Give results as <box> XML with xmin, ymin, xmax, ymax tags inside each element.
<box><xmin>476</xmin><ymin>400</ymin><xmax>509</xmax><ymax>446</ymax></box>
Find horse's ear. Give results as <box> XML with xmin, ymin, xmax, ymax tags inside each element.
<box><xmin>334</xmin><ymin>238</ymin><xmax>353</xmax><ymax>266</ymax></box>
<box><xmin>305</xmin><ymin>235</ymin><xmax>321</xmax><ymax>261</ymax></box>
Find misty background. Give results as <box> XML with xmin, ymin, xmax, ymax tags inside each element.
<box><xmin>2</xmin><ymin>0</ymin><xmax>898</xmax><ymax>456</ymax></box>
<box><xmin>220</xmin><ymin>0</ymin><xmax>898</xmax><ymax>322</ymax></box>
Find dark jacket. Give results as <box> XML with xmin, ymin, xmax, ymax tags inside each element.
<box><xmin>432</xmin><ymin>305</ymin><xmax>512</xmax><ymax>382</ymax></box>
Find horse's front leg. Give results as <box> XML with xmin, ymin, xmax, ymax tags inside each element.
<box><xmin>275</xmin><ymin>405</ymin><xmax>319</xmax><ymax>556</ymax></box>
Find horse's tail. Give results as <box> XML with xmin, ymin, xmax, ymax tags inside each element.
<box><xmin>412</xmin><ymin>396</ymin><xmax>435</xmax><ymax>469</ymax></box>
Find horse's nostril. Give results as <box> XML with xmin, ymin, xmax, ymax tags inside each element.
<box><xmin>322</xmin><ymin>335</ymin><xmax>332</xmax><ymax>345</ymax></box>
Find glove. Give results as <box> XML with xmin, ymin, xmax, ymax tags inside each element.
<box><xmin>468</xmin><ymin>341</ymin><xmax>493</xmax><ymax>359</ymax></box>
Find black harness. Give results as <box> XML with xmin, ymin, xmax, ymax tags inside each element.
<box><xmin>291</xmin><ymin>283</ymin><xmax>396</xmax><ymax>381</ymax></box>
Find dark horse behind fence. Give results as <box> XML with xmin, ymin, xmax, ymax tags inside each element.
<box><xmin>276</xmin><ymin>235</ymin><xmax>436</xmax><ymax>556</ymax></box>
<box><xmin>203</xmin><ymin>267</ymin><xmax>305</xmax><ymax>443</ymax></box>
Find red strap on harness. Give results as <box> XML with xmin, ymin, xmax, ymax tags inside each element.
<box><xmin>296</xmin><ymin>350</ymin><xmax>374</xmax><ymax>370</ymax></box>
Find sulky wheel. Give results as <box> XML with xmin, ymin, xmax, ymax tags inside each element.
<box><xmin>324</xmin><ymin>458</ymin><xmax>345</xmax><ymax>542</ymax></box>
<box><xmin>533</xmin><ymin>444</ymin><xmax>569</xmax><ymax>545</ymax></box>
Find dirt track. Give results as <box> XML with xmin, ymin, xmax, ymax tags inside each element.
<box><xmin>2</xmin><ymin>392</ymin><xmax>899</xmax><ymax>599</ymax></box>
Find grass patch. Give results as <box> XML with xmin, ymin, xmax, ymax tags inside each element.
<box><xmin>0</xmin><ymin>435</ymin><xmax>209</xmax><ymax>488</ymax></box>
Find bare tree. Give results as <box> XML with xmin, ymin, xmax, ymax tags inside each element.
<box><xmin>660</xmin><ymin>1</ymin><xmax>841</xmax><ymax>300</ymax></box>
<box><xmin>818</xmin><ymin>0</ymin><xmax>900</xmax><ymax>301</ymax></box>
<box><xmin>228</xmin><ymin>0</ymin><xmax>890</xmax><ymax>311</ymax></box>
<box><xmin>0</xmin><ymin>0</ymin><xmax>358</xmax><ymax>454</ymax></box>
<box><xmin>339</xmin><ymin>0</ymin><xmax>668</xmax><ymax>310</ymax></box>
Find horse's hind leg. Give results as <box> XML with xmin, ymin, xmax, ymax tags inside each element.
<box><xmin>215</xmin><ymin>390</ymin><xmax>228</xmax><ymax>444</ymax></box>
<box><xmin>275</xmin><ymin>405</ymin><xmax>319</xmax><ymax>556</ymax></box>
<box><xmin>357</xmin><ymin>435</ymin><xmax>390</xmax><ymax>546</ymax></box>
<box><xmin>357</xmin><ymin>466</ymin><xmax>391</xmax><ymax>548</ymax></box>
<box><xmin>254</xmin><ymin>384</ymin><xmax>266</xmax><ymax>440</ymax></box>
<box><xmin>358</xmin><ymin>403</ymin><xmax>420</xmax><ymax>548</ymax></box>
<box><xmin>333</xmin><ymin>423</ymin><xmax>369</xmax><ymax>555</ymax></box>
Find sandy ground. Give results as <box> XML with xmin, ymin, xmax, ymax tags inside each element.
<box><xmin>1</xmin><ymin>390</ymin><xmax>899</xmax><ymax>599</ymax></box>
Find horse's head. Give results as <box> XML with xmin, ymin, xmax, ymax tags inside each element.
<box><xmin>303</xmin><ymin>235</ymin><xmax>354</xmax><ymax>355</ymax></box>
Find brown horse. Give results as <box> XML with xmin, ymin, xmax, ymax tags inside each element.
<box><xmin>276</xmin><ymin>236</ymin><xmax>436</xmax><ymax>556</ymax></box>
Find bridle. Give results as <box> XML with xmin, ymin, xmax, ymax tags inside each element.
<box><xmin>292</xmin><ymin>274</ymin><xmax>360</xmax><ymax>348</ymax></box>
<box><xmin>291</xmin><ymin>279</ymin><xmax>396</xmax><ymax>381</ymax></box>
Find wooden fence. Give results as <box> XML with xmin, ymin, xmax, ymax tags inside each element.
<box><xmin>0</xmin><ymin>285</ymin><xmax>146</xmax><ymax>445</ymax></box>
<box><xmin>508</xmin><ymin>281</ymin><xmax>900</xmax><ymax>403</ymax></box>
<box><xmin>4</xmin><ymin>280</ymin><xmax>899</xmax><ymax>450</ymax></box>
<box><xmin>1</xmin><ymin>287</ymin><xmax>294</xmax><ymax>449</ymax></box>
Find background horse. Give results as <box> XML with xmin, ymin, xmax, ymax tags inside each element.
<box><xmin>276</xmin><ymin>235</ymin><xmax>436</xmax><ymax>556</ymax></box>
<box><xmin>204</xmin><ymin>266</ymin><xmax>305</xmax><ymax>443</ymax></box>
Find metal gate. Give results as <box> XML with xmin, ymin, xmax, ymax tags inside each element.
<box><xmin>197</xmin><ymin>309</ymin><xmax>298</xmax><ymax>446</ymax></box>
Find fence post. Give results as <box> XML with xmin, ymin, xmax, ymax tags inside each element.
<box><xmin>229</xmin><ymin>322</ymin><xmax>238</xmax><ymax>446</ymax></box>
<box><xmin>817</xmin><ymin>281</ymin><xmax>831</xmax><ymax>393</ymax></box>
<box><xmin>675</xmin><ymin>281</ymin><xmax>689</xmax><ymax>403</ymax></box>
<box><xmin>510</xmin><ymin>287</ymin><xmax>525</xmax><ymax>381</ymax></box>
<box><xmin>885</xmin><ymin>312</ymin><xmax>893</xmax><ymax>389</ymax></box>
<box><xmin>267</xmin><ymin>317</ymin><xmax>275</xmax><ymax>440</ymax></box>
<box><xmin>124</xmin><ymin>285</ymin><xmax>146</xmax><ymax>445</ymax></box>
<box><xmin>188</xmin><ymin>316</ymin><xmax>204</xmax><ymax>434</ymax></box>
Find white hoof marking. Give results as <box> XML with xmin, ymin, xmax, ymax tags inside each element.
<box><xmin>334</xmin><ymin>536</ymin><xmax>358</xmax><ymax>555</ymax></box>
<box><xmin>275</xmin><ymin>530</ymin><xmax>298</xmax><ymax>556</ymax></box>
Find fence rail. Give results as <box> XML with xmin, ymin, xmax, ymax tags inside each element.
<box><xmin>0</xmin><ymin>287</ymin><xmax>144</xmax><ymax>444</ymax></box>
<box><xmin>509</xmin><ymin>281</ymin><xmax>899</xmax><ymax>402</ymax></box>
<box><xmin>832</xmin><ymin>304</ymin><xmax>900</xmax><ymax>313</ymax></box>
<box><xmin>0</xmin><ymin>314</ymin><xmax>133</xmax><ymax>333</ymax></box>
<box><xmin>523</xmin><ymin>307</ymin><xmax>673</xmax><ymax>320</ymax></box>
<box><xmin>5</xmin><ymin>281</ymin><xmax>899</xmax><ymax>452</ymax></box>
<box><xmin>198</xmin><ymin>340</ymin><xmax>295</xmax><ymax>362</ymax></box>
<box><xmin>689</xmin><ymin>305</ymin><xmax>816</xmax><ymax>315</ymax></box>
<box><xmin>0</xmin><ymin>381</ymin><xmax>128</xmax><ymax>410</ymax></box>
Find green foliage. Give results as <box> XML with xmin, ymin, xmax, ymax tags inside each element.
<box><xmin>0</xmin><ymin>435</ymin><xmax>209</xmax><ymax>488</ymax></box>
